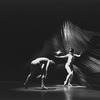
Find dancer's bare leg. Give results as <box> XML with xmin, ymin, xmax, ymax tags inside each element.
<box><xmin>36</xmin><ymin>64</ymin><xmax>45</xmax><ymax>79</ymax></box>
<box><xmin>41</xmin><ymin>75</ymin><xmax>48</xmax><ymax>89</ymax></box>
<box><xmin>64</xmin><ymin>73</ymin><xmax>71</xmax><ymax>86</ymax></box>
<box><xmin>24</xmin><ymin>73</ymin><xmax>31</xmax><ymax>85</ymax></box>
<box><xmin>64</xmin><ymin>64</ymin><xmax>72</xmax><ymax>87</ymax></box>
<box><xmin>68</xmin><ymin>72</ymin><xmax>73</xmax><ymax>86</ymax></box>
<box><xmin>64</xmin><ymin>72</ymin><xmax>73</xmax><ymax>87</ymax></box>
<box><xmin>41</xmin><ymin>75</ymin><xmax>44</xmax><ymax>88</ymax></box>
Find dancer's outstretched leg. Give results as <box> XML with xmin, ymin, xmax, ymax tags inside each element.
<box><xmin>24</xmin><ymin>73</ymin><xmax>32</xmax><ymax>88</ymax></box>
<box><xmin>64</xmin><ymin>65</ymin><xmax>72</xmax><ymax>87</ymax></box>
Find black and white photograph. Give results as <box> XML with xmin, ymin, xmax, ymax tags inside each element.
<box><xmin>0</xmin><ymin>0</ymin><xmax>100</xmax><ymax>100</ymax></box>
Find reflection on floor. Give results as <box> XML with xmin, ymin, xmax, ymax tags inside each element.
<box><xmin>0</xmin><ymin>82</ymin><xmax>100</xmax><ymax>100</ymax></box>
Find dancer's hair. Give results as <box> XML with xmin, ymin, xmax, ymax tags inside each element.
<box><xmin>69</xmin><ymin>48</ymin><xmax>74</xmax><ymax>53</ymax></box>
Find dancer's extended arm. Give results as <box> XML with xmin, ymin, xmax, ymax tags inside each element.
<box><xmin>74</xmin><ymin>52</ymin><xmax>82</xmax><ymax>57</ymax></box>
<box><xmin>55</xmin><ymin>54</ymin><xmax>68</xmax><ymax>58</ymax></box>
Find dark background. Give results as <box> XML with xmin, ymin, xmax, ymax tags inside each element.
<box><xmin>0</xmin><ymin>0</ymin><xmax>100</xmax><ymax>82</ymax></box>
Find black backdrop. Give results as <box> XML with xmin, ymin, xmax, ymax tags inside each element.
<box><xmin>0</xmin><ymin>0</ymin><xmax>100</xmax><ymax>83</ymax></box>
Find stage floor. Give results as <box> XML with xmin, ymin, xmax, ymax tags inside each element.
<box><xmin>0</xmin><ymin>82</ymin><xmax>100</xmax><ymax>100</ymax></box>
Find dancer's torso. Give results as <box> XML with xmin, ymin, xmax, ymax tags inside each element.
<box><xmin>66</xmin><ymin>54</ymin><xmax>75</xmax><ymax>65</ymax></box>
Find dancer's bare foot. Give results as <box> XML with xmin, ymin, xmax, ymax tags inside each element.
<box><xmin>68</xmin><ymin>83</ymin><xmax>72</xmax><ymax>87</ymax></box>
<box><xmin>63</xmin><ymin>81</ymin><xmax>67</xmax><ymax>87</ymax></box>
<box><xmin>41</xmin><ymin>86</ymin><xmax>48</xmax><ymax>90</ymax></box>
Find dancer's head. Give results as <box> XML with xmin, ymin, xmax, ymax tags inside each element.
<box><xmin>69</xmin><ymin>48</ymin><xmax>74</xmax><ymax>54</ymax></box>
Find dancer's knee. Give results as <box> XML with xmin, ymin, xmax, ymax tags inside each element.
<box><xmin>69</xmin><ymin>71</ymin><xmax>73</xmax><ymax>76</ymax></box>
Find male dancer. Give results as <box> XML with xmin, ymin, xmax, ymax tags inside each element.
<box><xmin>55</xmin><ymin>48</ymin><xmax>82</xmax><ymax>87</ymax></box>
<box><xmin>24</xmin><ymin>57</ymin><xmax>55</xmax><ymax>89</ymax></box>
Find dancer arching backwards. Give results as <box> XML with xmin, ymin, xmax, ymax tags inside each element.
<box><xmin>24</xmin><ymin>57</ymin><xmax>55</xmax><ymax>89</ymax></box>
<box><xmin>55</xmin><ymin>48</ymin><xmax>82</xmax><ymax>87</ymax></box>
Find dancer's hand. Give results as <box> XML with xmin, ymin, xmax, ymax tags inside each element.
<box><xmin>55</xmin><ymin>50</ymin><xmax>62</xmax><ymax>55</ymax></box>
